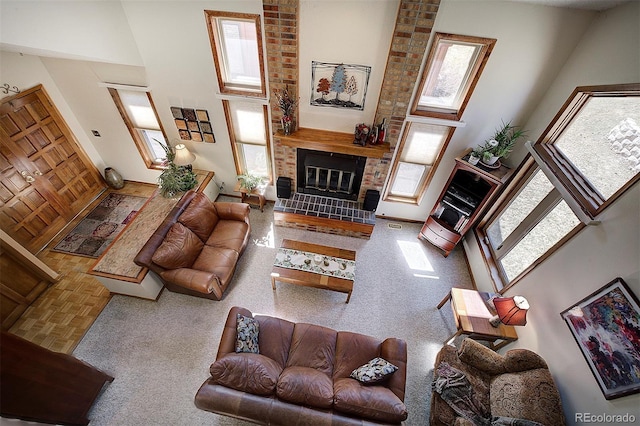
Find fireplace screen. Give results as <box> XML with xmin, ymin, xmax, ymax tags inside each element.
<box><xmin>297</xmin><ymin>149</ymin><xmax>365</xmax><ymax>200</ymax></box>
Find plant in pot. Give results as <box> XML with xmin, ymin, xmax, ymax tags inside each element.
<box><xmin>237</xmin><ymin>173</ymin><xmax>264</xmax><ymax>192</ymax></box>
<box><xmin>479</xmin><ymin>121</ymin><xmax>526</xmax><ymax>166</ymax></box>
<box><xmin>157</xmin><ymin>141</ymin><xmax>198</xmax><ymax>197</ymax></box>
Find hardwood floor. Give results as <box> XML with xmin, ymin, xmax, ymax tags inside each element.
<box><xmin>8</xmin><ymin>182</ymin><xmax>158</xmax><ymax>354</ymax></box>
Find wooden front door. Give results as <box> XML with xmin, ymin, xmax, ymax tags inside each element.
<box><xmin>0</xmin><ymin>85</ymin><xmax>106</xmax><ymax>253</ymax></box>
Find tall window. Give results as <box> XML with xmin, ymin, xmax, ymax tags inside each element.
<box><xmin>108</xmin><ymin>87</ymin><xmax>168</xmax><ymax>169</ymax></box>
<box><xmin>205</xmin><ymin>11</ymin><xmax>266</xmax><ymax>98</ymax></box>
<box><xmin>223</xmin><ymin>100</ymin><xmax>272</xmax><ymax>179</ymax></box>
<box><xmin>384</xmin><ymin>122</ymin><xmax>454</xmax><ymax>204</ymax></box>
<box><xmin>411</xmin><ymin>33</ymin><xmax>496</xmax><ymax>121</ymax></box>
<box><xmin>478</xmin><ymin>84</ymin><xmax>639</xmax><ymax>290</ymax></box>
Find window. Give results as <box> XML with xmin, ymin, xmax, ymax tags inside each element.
<box><xmin>223</xmin><ymin>100</ymin><xmax>272</xmax><ymax>180</ymax></box>
<box><xmin>108</xmin><ymin>87</ymin><xmax>168</xmax><ymax>169</ymax></box>
<box><xmin>479</xmin><ymin>159</ymin><xmax>582</xmax><ymax>289</ymax></box>
<box><xmin>205</xmin><ymin>11</ymin><xmax>266</xmax><ymax>98</ymax></box>
<box><xmin>478</xmin><ymin>84</ymin><xmax>639</xmax><ymax>290</ymax></box>
<box><xmin>529</xmin><ymin>84</ymin><xmax>640</xmax><ymax>219</ymax></box>
<box><xmin>384</xmin><ymin>122</ymin><xmax>454</xmax><ymax>204</ymax></box>
<box><xmin>410</xmin><ymin>33</ymin><xmax>496</xmax><ymax>121</ymax></box>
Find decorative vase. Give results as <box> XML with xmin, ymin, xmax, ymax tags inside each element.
<box><xmin>281</xmin><ymin>115</ymin><xmax>293</xmax><ymax>135</ymax></box>
<box><xmin>104</xmin><ymin>167</ymin><xmax>124</xmax><ymax>189</ymax></box>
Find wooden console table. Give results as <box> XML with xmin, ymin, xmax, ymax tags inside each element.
<box><xmin>234</xmin><ymin>181</ymin><xmax>266</xmax><ymax>211</ymax></box>
<box><xmin>438</xmin><ymin>287</ymin><xmax>518</xmax><ymax>351</ymax></box>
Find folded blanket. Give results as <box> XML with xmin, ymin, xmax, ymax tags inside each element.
<box><xmin>433</xmin><ymin>361</ymin><xmax>543</xmax><ymax>426</ymax></box>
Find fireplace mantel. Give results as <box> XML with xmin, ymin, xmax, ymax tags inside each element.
<box><xmin>277</xmin><ymin>127</ymin><xmax>390</xmax><ymax>159</ymax></box>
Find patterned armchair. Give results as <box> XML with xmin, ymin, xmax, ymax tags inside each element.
<box><xmin>430</xmin><ymin>338</ymin><xmax>566</xmax><ymax>426</ymax></box>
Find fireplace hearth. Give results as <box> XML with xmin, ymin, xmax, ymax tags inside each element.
<box><xmin>297</xmin><ymin>149</ymin><xmax>366</xmax><ymax>201</ymax></box>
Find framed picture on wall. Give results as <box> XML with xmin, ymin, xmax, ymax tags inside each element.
<box><xmin>310</xmin><ymin>61</ymin><xmax>371</xmax><ymax>111</ymax></box>
<box><xmin>561</xmin><ymin>277</ymin><xmax>640</xmax><ymax>400</ymax></box>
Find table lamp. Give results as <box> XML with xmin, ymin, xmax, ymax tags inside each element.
<box><xmin>489</xmin><ymin>296</ymin><xmax>529</xmax><ymax>327</ymax></box>
<box><xmin>173</xmin><ymin>143</ymin><xmax>196</xmax><ymax>169</ymax></box>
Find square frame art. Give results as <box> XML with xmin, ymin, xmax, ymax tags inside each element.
<box><xmin>561</xmin><ymin>277</ymin><xmax>640</xmax><ymax>400</ymax></box>
<box><xmin>310</xmin><ymin>61</ymin><xmax>371</xmax><ymax>111</ymax></box>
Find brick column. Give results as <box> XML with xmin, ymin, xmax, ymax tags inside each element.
<box><xmin>374</xmin><ymin>0</ymin><xmax>441</xmax><ymax>147</ymax></box>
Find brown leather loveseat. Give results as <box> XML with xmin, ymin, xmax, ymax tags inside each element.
<box><xmin>134</xmin><ymin>190</ymin><xmax>250</xmax><ymax>300</ymax></box>
<box><xmin>195</xmin><ymin>306</ymin><xmax>409</xmax><ymax>425</ymax></box>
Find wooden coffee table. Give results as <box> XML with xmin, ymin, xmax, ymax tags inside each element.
<box><xmin>438</xmin><ymin>287</ymin><xmax>518</xmax><ymax>350</ymax></box>
<box><xmin>271</xmin><ymin>239</ymin><xmax>356</xmax><ymax>303</ymax></box>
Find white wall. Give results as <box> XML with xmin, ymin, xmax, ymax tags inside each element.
<box><xmin>298</xmin><ymin>0</ymin><xmax>399</xmax><ymax>132</ymax></box>
<box><xmin>375</xmin><ymin>0</ymin><xmax>595</xmax><ymax>220</ymax></box>
<box><xmin>465</xmin><ymin>2</ymin><xmax>640</xmax><ymax>423</ymax></box>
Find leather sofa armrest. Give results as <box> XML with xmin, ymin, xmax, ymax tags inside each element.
<box><xmin>214</xmin><ymin>202</ymin><xmax>251</xmax><ymax>223</ymax></box>
<box><xmin>134</xmin><ymin>190</ymin><xmax>199</xmax><ymax>272</ymax></box>
<box><xmin>380</xmin><ymin>337</ymin><xmax>408</xmax><ymax>402</ymax></box>
<box><xmin>160</xmin><ymin>269</ymin><xmax>221</xmax><ymax>297</ymax></box>
<box><xmin>216</xmin><ymin>306</ymin><xmax>254</xmax><ymax>360</ymax></box>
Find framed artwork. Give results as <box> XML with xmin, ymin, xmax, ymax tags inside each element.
<box><xmin>310</xmin><ymin>61</ymin><xmax>371</xmax><ymax>111</ymax></box>
<box><xmin>199</xmin><ymin>121</ymin><xmax>212</xmax><ymax>133</ymax></box>
<box><xmin>171</xmin><ymin>107</ymin><xmax>183</xmax><ymax>119</ymax></box>
<box><xmin>187</xmin><ymin>121</ymin><xmax>200</xmax><ymax>132</ymax></box>
<box><xmin>182</xmin><ymin>108</ymin><xmax>197</xmax><ymax>122</ymax></box>
<box><xmin>196</xmin><ymin>109</ymin><xmax>209</xmax><ymax>121</ymax></box>
<box><xmin>561</xmin><ymin>277</ymin><xmax>640</xmax><ymax>400</ymax></box>
<box><xmin>171</xmin><ymin>107</ymin><xmax>213</xmax><ymax>143</ymax></box>
<box><xmin>174</xmin><ymin>119</ymin><xmax>187</xmax><ymax>130</ymax></box>
<box><xmin>203</xmin><ymin>132</ymin><xmax>215</xmax><ymax>143</ymax></box>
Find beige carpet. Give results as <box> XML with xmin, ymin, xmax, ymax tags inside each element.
<box><xmin>73</xmin><ymin>197</ymin><xmax>475</xmax><ymax>426</ymax></box>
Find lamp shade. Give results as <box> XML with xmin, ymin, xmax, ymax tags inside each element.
<box><xmin>493</xmin><ymin>296</ymin><xmax>529</xmax><ymax>326</ymax></box>
<box><xmin>173</xmin><ymin>144</ymin><xmax>195</xmax><ymax>166</ymax></box>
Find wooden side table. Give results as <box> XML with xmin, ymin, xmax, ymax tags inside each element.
<box><xmin>438</xmin><ymin>287</ymin><xmax>518</xmax><ymax>351</ymax></box>
<box><xmin>234</xmin><ymin>181</ymin><xmax>266</xmax><ymax>211</ymax></box>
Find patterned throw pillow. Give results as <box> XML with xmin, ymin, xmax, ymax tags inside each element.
<box><xmin>350</xmin><ymin>357</ymin><xmax>398</xmax><ymax>384</ymax></box>
<box><xmin>235</xmin><ymin>313</ymin><xmax>259</xmax><ymax>353</ymax></box>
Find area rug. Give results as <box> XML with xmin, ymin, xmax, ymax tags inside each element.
<box><xmin>52</xmin><ymin>193</ymin><xmax>148</xmax><ymax>258</ymax></box>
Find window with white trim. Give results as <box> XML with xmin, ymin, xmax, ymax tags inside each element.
<box><xmin>108</xmin><ymin>88</ymin><xmax>168</xmax><ymax>169</ymax></box>
<box><xmin>411</xmin><ymin>33</ymin><xmax>496</xmax><ymax>121</ymax></box>
<box><xmin>384</xmin><ymin>122</ymin><xmax>454</xmax><ymax>204</ymax></box>
<box><xmin>223</xmin><ymin>100</ymin><xmax>272</xmax><ymax>180</ymax></box>
<box><xmin>478</xmin><ymin>84</ymin><xmax>639</xmax><ymax>291</ymax></box>
<box><xmin>205</xmin><ymin>11</ymin><xmax>266</xmax><ymax>98</ymax></box>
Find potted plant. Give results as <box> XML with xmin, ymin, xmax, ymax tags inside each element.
<box><xmin>237</xmin><ymin>173</ymin><xmax>264</xmax><ymax>192</ymax></box>
<box><xmin>157</xmin><ymin>141</ymin><xmax>198</xmax><ymax>197</ymax></box>
<box><xmin>468</xmin><ymin>146</ymin><xmax>483</xmax><ymax>165</ymax></box>
<box><xmin>479</xmin><ymin>121</ymin><xmax>526</xmax><ymax>165</ymax></box>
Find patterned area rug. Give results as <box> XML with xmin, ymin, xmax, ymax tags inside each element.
<box><xmin>52</xmin><ymin>193</ymin><xmax>148</xmax><ymax>258</ymax></box>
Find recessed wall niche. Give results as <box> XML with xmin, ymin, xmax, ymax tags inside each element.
<box><xmin>171</xmin><ymin>106</ymin><xmax>215</xmax><ymax>143</ymax></box>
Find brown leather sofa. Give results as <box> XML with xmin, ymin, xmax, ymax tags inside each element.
<box><xmin>134</xmin><ymin>191</ymin><xmax>250</xmax><ymax>300</ymax></box>
<box><xmin>195</xmin><ymin>306</ymin><xmax>409</xmax><ymax>425</ymax></box>
<box><xmin>430</xmin><ymin>338</ymin><xmax>566</xmax><ymax>425</ymax></box>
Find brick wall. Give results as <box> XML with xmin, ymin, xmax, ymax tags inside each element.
<box><xmin>263</xmin><ymin>0</ymin><xmax>440</xmax><ymax>202</ymax></box>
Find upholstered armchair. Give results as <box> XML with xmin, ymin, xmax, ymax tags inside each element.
<box><xmin>430</xmin><ymin>338</ymin><xmax>566</xmax><ymax>426</ymax></box>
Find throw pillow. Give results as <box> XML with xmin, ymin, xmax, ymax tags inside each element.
<box><xmin>350</xmin><ymin>357</ymin><xmax>398</xmax><ymax>384</ymax></box>
<box><xmin>236</xmin><ymin>313</ymin><xmax>259</xmax><ymax>353</ymax></box>
<box><xmin>151</xmin><ymin>222</ymin><xmax>203</xmax><ymax>269</ymax></box>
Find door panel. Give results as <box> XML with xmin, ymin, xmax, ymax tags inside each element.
<box><xmin>0</xmin><ymin>85</ymin><xmax>106</xmax><ymax>253</ymax></box>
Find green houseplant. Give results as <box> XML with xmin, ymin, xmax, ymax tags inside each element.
<box><xmin>157</xmin><ymin>141</ymin><xmax>198</xmax><ymax>197</ymax></box>
<box><xmin>479</xmin><ymin>121</ymin><xmax>526</xmax><ymax>165</ymax></box>
<box><xmin>237</xmin><ymin>173</ymin><xmax>264</xmax><ymax>192</ymax></box>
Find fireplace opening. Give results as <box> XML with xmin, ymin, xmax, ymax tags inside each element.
<box><xmin>297</xmin><ymin>149</ymin><xmax>366</xmax><ymax>201</ymax></box>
